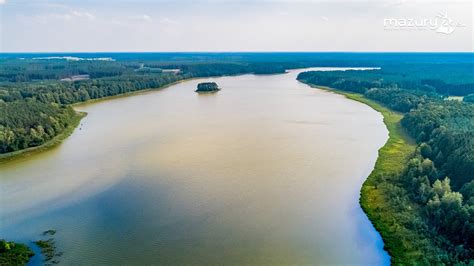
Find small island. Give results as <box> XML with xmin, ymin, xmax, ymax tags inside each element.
<box><xmin>196</xmin><ymin>82</ymin><xmax>220</xmax><ymax>93</ymax></box>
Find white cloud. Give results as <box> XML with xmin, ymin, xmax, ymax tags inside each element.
<box><xmin>127</xmin><ymin>14</ymin><xmax>152</xmax><ymax>22</ymax></box>
<box><xmin>141</xmin><ymin>14</ymin><xmax>152</xmax><ymax>22</ymax></box>
<box><xmin>160</xmin><ymin>17</ymin><xmax>178</xmax><ymax>25</ymax></box>
<box><xmin>0</xmin><ymin>0</ymin><xmax>6</xmax><ymax>5</ymax></box>
<box><xmin>71</xmin><ymin>10</ymin><xmax>95</xmax><ymax>21</ymax></box>
<box><xmin>4</xmin><ymin>0</ymin><xmax>473</xmax><ymax>52</ymax></box>
<box><xmin>19</xmin><ymin>9</ymin><xmax>96</xmax><ymax>24</ymax></box>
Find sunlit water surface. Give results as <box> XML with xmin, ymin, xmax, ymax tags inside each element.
<box><xmin>0</xmin><ymin>68</ymin><xmax>389</xmax><ymax>265</ymax></box>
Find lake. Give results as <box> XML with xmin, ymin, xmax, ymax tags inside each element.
<box><xmin>0</xmin><ymin>68</ymin><xmax>389</xmax><ymax>265</ymax></box>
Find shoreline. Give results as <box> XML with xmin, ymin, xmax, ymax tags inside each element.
<box><xmin>0</xmin><ymin>77</ymin><xmax>203</xmax><ymax>164</ymax></box>
<box><xmin>70</xmin><ymin>77</ymin><xmax>206</xmax><ymax>107</ymax></box>
<box><xmin>0</xmin><ymin>112</ymin><xmax>87</xmax><ymax>164</ymax></box>
<box><xmin>307</xmin><ymin>84</ymin><xmax>417</xmax><ymax>263</ymax></box>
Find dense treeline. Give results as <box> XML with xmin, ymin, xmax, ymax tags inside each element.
<box><xmin>0</xmin><ymin>100</ymin><xmax>77</xmax><ymax>153</ymax></box>
<box><xmin>0</xmin><ymin>59</ymin><xmax>298</xmax><ymax>83</ymax></box>
<box><xmin>0</xmin><ymin>60</ymin><xmax>129</xmax><ymax>82</ymax></box>
<box><xmin>298</xmin><ymin>71</ymin><xmax>474</xmax><ymax>263</ymax></box>
<box><xmin>168</xmin><ymin>62</ymin><xmax>295</xmax><ymax>76</ymax></box>
<box><xmin>400</xmin><ymin>101</ymin><xmax>474</xmax><ymax>262</ymax></box>
<box><xmin>0</xmin><ymin>73</ymin><xmax>183</xmax><ymax>105</ymax></box>
<box><xmin>298</xmin><ymin>71</ymin><xmax>443</xmax><ymax>112</ymax></box>
<box><xmin>297</xmin><ymin>65</ymin><xmax>474</xmax><ymax>96</ymax></box>
<box><xmin>402</xmin><ymin>102</ymin><xmax>474</xmax><ymax>188</ymax></box>
<box><xmin>364</xmin><ymin>88</ymin><xmax>439</xmax><ymax>112</ymax></box>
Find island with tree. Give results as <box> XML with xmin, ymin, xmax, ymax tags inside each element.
<box><xmin>196</xmin><ymin>82</ymin><xmax>220</xmax><ymax>93</ymax></box>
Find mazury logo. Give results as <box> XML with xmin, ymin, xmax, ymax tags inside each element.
<box><xmin>434</xmin><ymin>12</ymin><xmax>464</xmax><ymax>34</ymax></box>
<box><xmin>384</xmin><ymin>12</ymin><xmax>465</xmax><ymax>34</ymax></box>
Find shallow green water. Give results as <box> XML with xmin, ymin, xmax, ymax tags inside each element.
<box><xmin>0</xmin><ymin>68</ymin><xmax>389</xmax><ymax>265</ymax></box>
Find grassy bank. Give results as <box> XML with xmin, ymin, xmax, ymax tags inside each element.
<box><xmin>0</xmin><ymin>112</ymin><xmax>86</xmax><ymax>164</ymax></box>
<box><xmin>311</xmin><ymin>85</ymin><xmax>418</xmax><ymax>263</ymax></box>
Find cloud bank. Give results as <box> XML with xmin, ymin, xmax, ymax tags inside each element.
<box><xmin>1</xmin><ymin>0</ymin><xmax>472</xmax><ymax>52</ymax></box>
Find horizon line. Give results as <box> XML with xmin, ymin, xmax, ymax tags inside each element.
<box><xmin>1</xmin><ymin>51</ymin><xmax>473</xmax><ymax>54</ymax></box>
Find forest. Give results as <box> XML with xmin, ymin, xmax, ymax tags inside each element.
<box><xmin>297</xmin><ymin>65</ymin><xmax>474</xmax><ymax>96</ymax></box>
<box><xmin>298</xmin><ymin>70</ymin><xmax>473</xmax><ymax>264</ymax></box>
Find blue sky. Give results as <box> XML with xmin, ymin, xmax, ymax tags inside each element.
<box><xmin>0</xmin><ymin>0</ymin><xmax>472</xmax><ymax>52</ymax></box>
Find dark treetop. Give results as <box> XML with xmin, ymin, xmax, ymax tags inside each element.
<box><xmin>196</xmin><ymin>82</ymin><xmax>220</xmax><ymax>93</ymax></box>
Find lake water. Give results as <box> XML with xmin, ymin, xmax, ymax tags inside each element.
<box><xmin>0</xmin><ymin>68</ymin><xmax>389</xmax><ymax>265</ymax></box>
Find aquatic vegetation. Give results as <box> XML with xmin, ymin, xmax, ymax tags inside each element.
<box><xmin>42</xmin><ymin>229</ymin><xmax>57</xmax><ymax>236</ymax></box>
<box><xmin>34</xmin><ymin>230</ymin><xmax>62</xmax><ymax>264</ymax></box>
<box><xmin>0</xmin><ymin>239</ymin><xmax>34</xmax><ymax>265</ymax></box>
